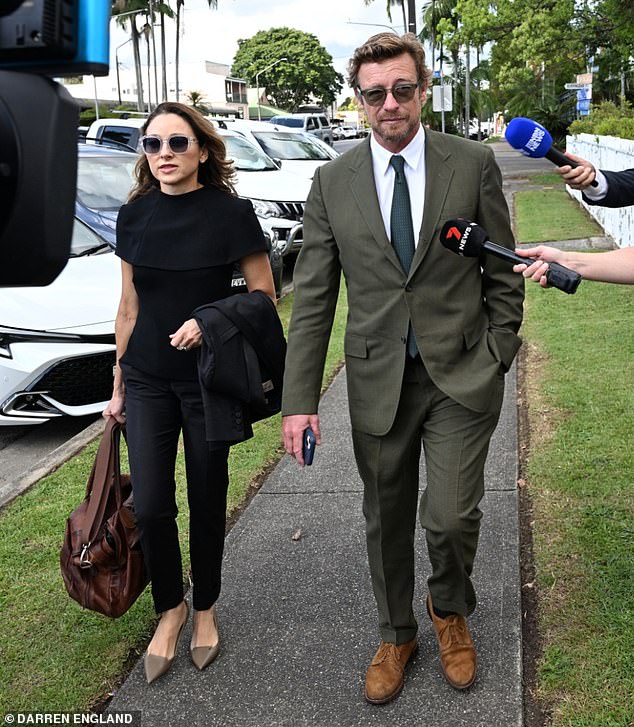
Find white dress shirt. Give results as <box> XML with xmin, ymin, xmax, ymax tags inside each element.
<box><xmin>579</xmin><ymin>169</ymin><xmax>608</xmax><ymax>200</ymax></box>
<box><xmin>370</xmin><ymin>125</ymin><xmax>426</xmax><ymax>248</ymax></box>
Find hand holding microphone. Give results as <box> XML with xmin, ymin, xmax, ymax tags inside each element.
<box><xmin>440</xmin><ymin>219</ymin><xmax>582</xmax><ymax>294</ymax></box>
<box><xmin>504</xmin><ymin>117</ymin><xmax>598</xmax><ymax>188</ymax></box>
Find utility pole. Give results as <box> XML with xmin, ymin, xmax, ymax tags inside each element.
<box><xmin>464</xmin><ymin>44</ymin><xmax>470</xmax><ymax>138</ymax></box>
<box><xmin>407</xmin><ymin>0</ymin><xmax>416</xmax><ymax>34</ymax></box>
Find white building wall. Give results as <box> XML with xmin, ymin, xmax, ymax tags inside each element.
<box><xmin>566</xmin><ymin>133</ymin><xmax>634</xmax><ymax>248</ymax></box>
<box><xmin>61</xmin><ymin>60</ymin><xmax>247</xmax><ymax>118</ymax></box>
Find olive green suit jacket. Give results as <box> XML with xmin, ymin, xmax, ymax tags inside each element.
<box><xmin>281</xmin><ymin>129</ymin><xmax>524</xmax><ymax>436</ymax></box>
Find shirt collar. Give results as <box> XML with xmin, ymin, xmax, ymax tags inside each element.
<box><xmin>371</xmin><ymin>124</ymin><xmax>425</xmax><ymax>176</ymax></box>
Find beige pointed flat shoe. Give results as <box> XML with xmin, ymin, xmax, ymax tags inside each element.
<box><xmin>144</xmin><ymin>601</ymin><xmax>189</xmax><ymax>685</ymax></box>
<box><xmin>190</xmin><ymin>607</ymin><xmax>220</xmax><ymax>671</ymax></box>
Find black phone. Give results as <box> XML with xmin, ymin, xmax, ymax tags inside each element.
<box><xmin>303</xmin><ymin>427</ymin><xmax>316</xmax><ymax>466</ymax></box>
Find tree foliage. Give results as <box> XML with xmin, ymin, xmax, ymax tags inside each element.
<box><xmin>231</xmin><ymin>28</ymin><xmax>343</xmax><ymax>112</ymax></box>
<box><xmin>450</xmin><ymin>0</ymin><xmax>634</xmax><ymax>121</ymax></box>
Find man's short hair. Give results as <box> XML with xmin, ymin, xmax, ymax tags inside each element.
<box><xmin>347</xmin><ymin>32</ymin><xmax>432</xmax><ymax>92</ymax></box>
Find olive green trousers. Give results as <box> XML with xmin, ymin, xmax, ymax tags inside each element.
<box><xmin>351</xmin><ymin>356</ymin><xmax>503</xmax><ymax>644</ymax></box>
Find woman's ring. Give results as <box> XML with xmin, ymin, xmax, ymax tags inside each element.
<box><xmin>177</xmin><ymin>345</ymin><xmax>187</xmax><ymax>351</ymax></box>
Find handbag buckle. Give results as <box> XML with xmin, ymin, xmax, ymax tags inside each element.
<box><xmin>79</xmin><ymin>543</ymin><xmax>92</xmax><ymax>568</ymax></box>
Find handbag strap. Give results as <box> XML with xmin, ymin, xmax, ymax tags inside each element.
<box><xmin>82</xmin><ymin>417</ymin><xmax>125</xmax><ymax>545</ymax></box>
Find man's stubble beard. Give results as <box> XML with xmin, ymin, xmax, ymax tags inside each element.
<box><xmin>372</xmin><ymin>115</ymin><xmax>420</xmax><ymax>147</ymax></box>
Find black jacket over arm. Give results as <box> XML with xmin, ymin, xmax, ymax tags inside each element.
<box><xmin>193</xmin><ymin>290</ymin><xmax>286</xmax><ymax>445</ymax></box>
<box><xmin>583</xmin><ymin>168</ymin><xmax>634</xmax><ymax>208</ymax></box>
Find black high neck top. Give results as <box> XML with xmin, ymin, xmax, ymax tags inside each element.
<box><xmin>115</xmin><ymin>185</ymin><xmax>267</xmax><ymax>380</ymax></box>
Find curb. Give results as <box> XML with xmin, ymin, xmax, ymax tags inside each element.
<box><xmin>0</xmin><ymin>418</ymin><xmax>105</xmax><ymax>511</ymax></box>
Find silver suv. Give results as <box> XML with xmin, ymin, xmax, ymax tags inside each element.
<box><xmin>268</xmin><ymin>113</ymin><xmax>333</xmax><ymax>146</ymax></box>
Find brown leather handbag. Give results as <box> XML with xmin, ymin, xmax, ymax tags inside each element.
<box><xmin>60</xmin><ymin>417</ymin><xmax>149</xmax><ymax>618</ymax></box>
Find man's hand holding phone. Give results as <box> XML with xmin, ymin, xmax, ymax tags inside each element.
<box><xmin>282</xmin><ymin>414</ymin><xmax>321</xmax><ymax>466</ymax></box>
<box><xmin>303</xmin><ymin>427</ymin><xmax>316</xmax><ymax>466</ymax></box>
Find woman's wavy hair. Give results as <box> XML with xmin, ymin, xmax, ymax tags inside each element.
<box><xmin>128</xmin><ymin>102</ymin><xmax>236</xmax><ymax>202</ymax></box>
<box><xmin>347</xmin><ymin>32</ymin><xmax>432</xmax><ymax>94</ymax></box>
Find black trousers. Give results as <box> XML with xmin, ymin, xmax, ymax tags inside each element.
<box><xmin>122</xmin><ymin>364</ymin><xmax>230</xmax><ymax>614</ymax></box>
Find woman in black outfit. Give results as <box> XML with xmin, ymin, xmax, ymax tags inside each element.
<box><xmin>103</xmin><ymin>102</ymin><xmax>276</xmax><ymax>684</ymax></box>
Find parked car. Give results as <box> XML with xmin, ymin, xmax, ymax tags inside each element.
<box><xmin>0</xmin><ymin>145</ymin><xmax>136</xmax><ymax>426</ymax></box>
<box><xmin>0</xmin><ymin>140</ymin><xmax>287</xmax><ymax>427</ymax></box>
<box><xmin>217</xmin><ymin>128</ymin><xmax>311</xmax><ymax>260</ymax></box>
<box><xmin>85</xmin><ymin>116</ymin><xmax>144</xmax><ymax>151</ymax></box>
<box><xmin>268</xmin><ymin>113</ymin><xmax>334</xmax><ymax>146</ymax></box>
<box><xmin>210</xmin><ymin>118</ymin><xmax>338</xmax><ymax>179</ymax></box>
<box><xmin>333</xmin><ymin>125</ymin><xmax>359</xmax><ymax>140</ymax></box>
<box><xmin>84</xmin><ymin>117</ymin><xmax>302</xmax><ymax>267</ymax></box>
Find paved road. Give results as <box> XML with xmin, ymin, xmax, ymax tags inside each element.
<box><xmin>490</xmin><ymin>140</ymin><xmax>553</xmax><ymax>177</ymax></box>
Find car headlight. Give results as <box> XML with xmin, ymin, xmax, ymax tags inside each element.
<box><xmin>249</xmin><ymin>198</ymin><xmax>284</xmax><ymax>218</ymax></box>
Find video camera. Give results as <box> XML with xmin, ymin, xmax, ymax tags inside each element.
<box><xmin>0</xmin><ymin>0</ymin><xmax>110</xmax><ymax>287</ymax></box>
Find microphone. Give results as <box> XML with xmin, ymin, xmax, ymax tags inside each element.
<box><xmin>504</xmin><ymin>117</ymin><xmax>598</xmax><ymax>187</ymax></box>
<box><xmin>440</xmin><ymin>219</ymin><xmax>582</xmax><ymax>294</ymax></box>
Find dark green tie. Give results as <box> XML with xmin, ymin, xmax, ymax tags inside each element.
<box><xmin>390</xmin><ymin>155</ymin><xmax>418</xmax><ymax>357</ymax></box>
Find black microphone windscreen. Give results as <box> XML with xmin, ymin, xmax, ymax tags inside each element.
<box><xmin>440</xmin><ymin>219</ymin><xmax>488</xmax><ymax>258</ymax></box>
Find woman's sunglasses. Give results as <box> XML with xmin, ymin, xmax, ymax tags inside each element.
<box><xmin>357</xmin><ymin>83</ymin><xmax>419</xmax><ymax>107</ymax></box>
<box><xmin>140</xmin><ymin>134</ymin><xmax>199</xmax><ymax>155</ymax></box>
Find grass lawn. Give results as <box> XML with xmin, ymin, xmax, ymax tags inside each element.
<box><xmin>517</xmin><ymin>176</ymin><xmax>634</xmax><ymax>726</ymax></box>
<box><xmin>514</xmin><ymin>186</ymin><xmax>604</xmax><ymax>243</ymax></box>
<box><xmin>0</xmin><ymin>283</ymin><xmax>348</xmax><ymax>714</ymax></box>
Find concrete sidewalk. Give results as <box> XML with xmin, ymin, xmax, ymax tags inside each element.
<box><xmin>108</xmin><ymin>366</ymin><xmax>522</xmax><ymax>727</ymax></box>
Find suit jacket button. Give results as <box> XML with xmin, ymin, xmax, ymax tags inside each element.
<box><xmin>405</xmin><ymin>284</ymin><xmax>412</xmax><ymax>292</ymax></box>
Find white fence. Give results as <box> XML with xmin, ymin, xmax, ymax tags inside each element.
<box><xmin>566</xmin><ymin>133</ymin><xmax>634</xmax><ymax>248</ymax></box>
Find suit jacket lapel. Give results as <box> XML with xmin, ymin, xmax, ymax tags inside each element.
<box><xmin>410</xmin><ymin>130</ymin><xmax>453</xmax><ymax>278</ymax></box>
<box><xmin>348</xmin><ymin>140</ymin><xmax>404</xmax><ymax>275</ymax></box>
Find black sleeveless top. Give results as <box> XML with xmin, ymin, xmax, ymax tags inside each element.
<box><xmin>115</xmin><ymin>185</ymin><xmax>267</xmax><ymax>380</ymax></box>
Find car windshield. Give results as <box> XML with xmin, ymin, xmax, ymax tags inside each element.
<box><xmin>222</xmin><ymin>135</ymin><xmax>278</xmax><ymax>171</ymax></box>
<box><xmin>70</xmin><ymin>218</ymin><xmax>111</xmax><ymax>257</ymax></box>
<box><xmin>252</xmin><ymin>131</ymin><xmax>331</xmax><ymax>161</ymax></box>
<box><xmin>270</xmin><ymin>117</ymin><xmax>303</xmax><ymax>128</ymax></box>
<box><xmin>76</xmin><ymin>153</ymin><xmax>137</xmax><ymax>210</ymax></box>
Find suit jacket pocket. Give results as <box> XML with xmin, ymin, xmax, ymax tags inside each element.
<box><xmin>344</xmin><ymin>333</ymin><xmax>368</xmax><ymax>359</ymax></box>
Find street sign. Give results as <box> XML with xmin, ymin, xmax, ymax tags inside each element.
<box><xmin>565</xmin><ymin>82</ymin><xmax>591</xmax><ymax>90</ymax></box>
<box><xmin>432</xmin><ymin>85</ymin><xmax>452</xmax><ymax>112</ymax></box>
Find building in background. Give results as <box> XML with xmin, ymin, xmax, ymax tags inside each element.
<box><xmin>60</xmin><ymin>61</ymin><xmax>248</xmax><ymax>119</ymax></box>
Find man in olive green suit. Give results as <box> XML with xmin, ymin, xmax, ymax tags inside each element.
<box><xmin>281</xmin><ymin>33</ymin><xmax>524</xmax><ymax>705</ymax></box>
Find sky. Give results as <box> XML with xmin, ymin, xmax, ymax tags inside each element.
<box><xmin>109</xmin><ymin>0</ymin><xmax>419</xmax><ymax>101</ymax></box>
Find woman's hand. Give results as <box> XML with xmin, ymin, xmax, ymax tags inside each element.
<box><xmin>169</xmin><ymin>318</ymin><xmax>202</xmax><ymax>351</ymax></box>
<box><xmin>513</xmin><ymin>245</ymin><xmax>565</xmax><ymax>287</ymax></box>
<box><xmin>103</xmin><ymin>392</ymin><xmax>126</xmax><ymax>423</ymax></box>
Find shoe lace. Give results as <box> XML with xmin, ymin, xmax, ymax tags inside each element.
<box><xmin>439</xmin><ymin>616</ymin><xmax>469</xmax><ymax>647</ymax></box>
<box><xmin>375</xmin><ymin>641</ymin><xmax>402</xmax><ymax>664</ymax></box>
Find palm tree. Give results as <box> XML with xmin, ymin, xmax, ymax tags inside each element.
<box><xmin>362</xmin><ymin>0</ymin><xmax>415</xmax><ymax>34</ymax></box>
<box><xmin>112</xmin><ymin>0</ymin><xmax>148</xmax><ymax>113</ymax></box>
<box><xmin>174</xmin><ymin>0</ymin><xmax>217</xmax><ymax>102</ymax></box>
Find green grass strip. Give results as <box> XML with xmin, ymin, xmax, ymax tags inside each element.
<box><xmin>514</xmin><ymin>187</ymin><xmax>604</xmax><ymax>243</ymax></box>
<box><xmin>0</xmin><ymin>283</ymin><xmax>348</xmax><ymax>713</ymax></box>
<box><xmin>521</xmin><ymin>281</ymin><xmax>634</xmax><ymax>726</ymax></box>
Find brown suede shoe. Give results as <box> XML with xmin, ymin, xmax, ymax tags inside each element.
<box><xmin>364</xmin><ymin>638</ymin><xmax>418</xmax><ymax>705</ymax></box>
<box><xmin>427</xmin><ymin>594</ymin><xmax>477</xmax><ymax>690</ymax></box>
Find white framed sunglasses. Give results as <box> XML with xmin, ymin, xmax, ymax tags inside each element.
<box><xmin>140</xmin><ymin>134</ymin><xmax>199</xmax><ymax>155</ymax></box>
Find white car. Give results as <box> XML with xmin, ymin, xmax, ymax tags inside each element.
<box><xmin>85</xmin><ymin>116</ymin><xmax>311</xmax><ymax>260</ymax></box>
<box><xmin>217</xmin><ymin>128</ymin><xmax>312</xmax><ymax>258</ymax></box>
<box><xmin>339</xmin><ymin>125</ymin><xmax>359</xmax><ymax>139</ymax></box>
<box><xmin>0</xmin><ymin>145</ymin><xmax>137</xmax><ymax>426</ymax></box>
<box><xmin>211</xmin><ymin>118</ymin><xmax>338</xmax><ymax>180</ymax></box>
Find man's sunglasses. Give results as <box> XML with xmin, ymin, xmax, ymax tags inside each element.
<box><xmin>357</xmin><ymin>83</ymin><xmax>419</xmax><ymax>107</ymax></box>
<box><xmin>140</xmin><ymin>134</ymin><xmax>199</xmax><ymax>155</ymax></box>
